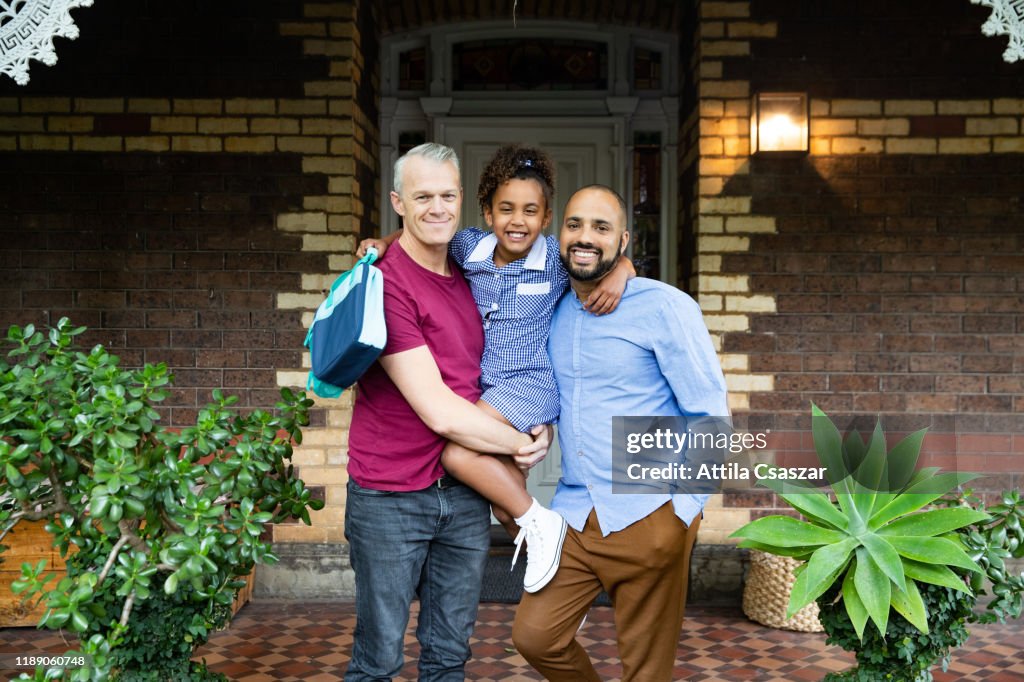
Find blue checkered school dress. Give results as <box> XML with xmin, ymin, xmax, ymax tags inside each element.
<box><xmin>449</xmin><ymin>228</ymin><xmax>567</xmax><ymax>431</ymax></box>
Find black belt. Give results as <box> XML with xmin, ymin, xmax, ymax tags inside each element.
<box><xmin>435</xmin><ymin>474</ymin><xmax>461</xmax><ymax>489</ymax></box>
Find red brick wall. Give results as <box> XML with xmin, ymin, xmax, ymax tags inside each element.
<box><xmin>0</xmin><ymin>150</ymin><xmax>327</xmax><ymax>428</ymax></box>
<box><xmin>722</xmin><ymin>153</ymin><xmax>1024</xmax><ymax>419</ymax></box>
<box><xmin>714</xmin><ymin>0</ymin><xmax>1024</xmax><ymax>420</ymax></box>
<box><xmin>0</xmin><ymin>0</ymin><xmax>339</xmax><ymax>432</ymax></box>
<box><xmin>696</xmin><ymin>1</ymin><xmax>1024</xmax><ymax>519</ymax></box>
<box><xmin>0</xmin><ymin>152</ymin><xmax>327</xmax><ymax>426</ymax></box>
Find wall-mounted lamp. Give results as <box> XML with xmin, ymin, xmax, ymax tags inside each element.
<box><xmin>750</xmin><ymin>92</ymin><xmax>809</xmax><ymax>154</ymax></box>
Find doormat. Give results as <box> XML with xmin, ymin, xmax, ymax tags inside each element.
<box><xmin>480</xmin><ymin>550</ymin><xmax>611</xmax><ymax>606</ymax></box>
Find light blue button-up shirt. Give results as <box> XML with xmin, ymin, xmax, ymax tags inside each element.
<box><xmin>548</xmin><ymin>277</ymin><xmax>730</xmax><ymax>536</ymax></box>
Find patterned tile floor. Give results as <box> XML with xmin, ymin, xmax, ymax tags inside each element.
<box><xmin>2</xmin><ymin>601</ymin><xmax>1023</xmax><ymax>681</ymax></box>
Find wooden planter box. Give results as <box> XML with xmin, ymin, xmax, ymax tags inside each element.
<box><xmin>230</xmin><ymin>570</ymin><xmax>255</xmax><ymax>616</ymax></box>
<box><xmin>1</xmin><ymin>521</ymin><xmax>254</xmax><ymax>627</ymax></box>
<box><xmin>0</xmin><ymin>520</ymin><xmax>61</xmax><ymax>626</ymax></box>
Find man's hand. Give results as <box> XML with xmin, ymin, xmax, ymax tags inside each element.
<box><xmin>356</xmin><ymin>238</ymin><xmax>388</xmax><ymax>259</ymax></box>
<box><xmin>515</xmin><ymin>424</ymin><xmax>553</xmax><ymax>472</ymax></box>
<box><xmin>357</xmin><ymin>229</ymin><xmax>402</xmax><ymax>259</ymax></box>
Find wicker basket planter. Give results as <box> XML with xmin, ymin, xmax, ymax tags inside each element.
<box><xmin>742</xmin><ymin>549</ymin><xmax>823</xmax><ymax>632</ymax></box>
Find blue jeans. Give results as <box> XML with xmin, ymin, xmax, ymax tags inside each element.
<box><xmin>344</xmin><ymin>477</ymin><xmax>490</xmax><ymax>681</ymax></box>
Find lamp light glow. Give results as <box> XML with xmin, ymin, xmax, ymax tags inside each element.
<box><xmin>751</xmin><ymin>92</ymin><xmax>809</xmax><ymax>154</ymax></box>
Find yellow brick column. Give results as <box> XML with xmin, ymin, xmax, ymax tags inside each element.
<box><xmin>690</xmin><ymin>0</ymin><xmax>779</xmax><ymax>544</ymax></box>
<box><xmin>272</xmin><ymin>1</ymin><xmax>377</xmax><ymax>544</ymax></box>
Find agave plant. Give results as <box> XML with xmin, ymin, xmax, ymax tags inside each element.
<box><xmin>732</xmin><ymin>405</ymin><xmax>988</xmax><ymax>641</ymax></box>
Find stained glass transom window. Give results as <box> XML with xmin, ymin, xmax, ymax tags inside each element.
<box><xmin>452</xmin><ymin>39</ymin><xmax>608</xmax><ymax>91</ymax></box>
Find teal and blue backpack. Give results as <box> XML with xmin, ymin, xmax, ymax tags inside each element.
<box><xmin>304</xmin><ymin>247</ymin><xmax>386</xmax><ymax>398</ymax></box>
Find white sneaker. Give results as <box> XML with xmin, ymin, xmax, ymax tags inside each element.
<box><xmin>511</xmin><ymin>506</ymin><xmax>567</xmax><ymax>593</ymax></box>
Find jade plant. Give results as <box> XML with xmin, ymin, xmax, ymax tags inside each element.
<box><xmin>0</xmin><ymin>319</ymin><xmax>324</xmax><ymax>681</ymax></box>
<box><xmin>732</xmin><ymin>405</ymin><xmax>988</xmax><ymax>680</ymax></box>
<box><xmin>945</xmin><ymin>488</ymin><xmax>1024</xmax><ymax>624</ymax></box>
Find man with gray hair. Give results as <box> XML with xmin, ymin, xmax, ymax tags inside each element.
<box><xmin>344</xmin><ymin>143</ymin><xmax>550</xmax><ymax>681</ymax></box>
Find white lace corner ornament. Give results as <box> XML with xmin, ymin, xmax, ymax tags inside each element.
<box><xmin>1</xmin><ymin>0</ymin><xmax>95</xmax><ymax>86</ymax></box>
<box><xmin>972</xmin><ymin>0</ymin><xmax>1024</xmax><ymax>63</ymax></box>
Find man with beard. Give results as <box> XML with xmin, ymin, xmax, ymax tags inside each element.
<box><xmin>512</xmin><ymin>185</ymin><xmax>730</xmax><ymax>681</ymax></box>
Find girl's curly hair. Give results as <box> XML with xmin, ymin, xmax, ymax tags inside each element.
<box><xmin>476</xmin><ymin>144</ymin><xmax>556</xmax><ymax>214</ymax></box>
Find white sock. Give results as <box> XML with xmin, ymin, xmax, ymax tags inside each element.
<box><xmin>515</xmin><ymin>498</ymin><xmax>541</xmax><ymax>526</ymax></box>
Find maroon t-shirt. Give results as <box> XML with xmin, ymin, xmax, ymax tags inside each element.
<box><xmin>348</xmin><ymin>240</ymin><xmax>485</xmax><ymax>491</ymax></box>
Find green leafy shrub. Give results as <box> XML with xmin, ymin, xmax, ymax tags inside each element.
<box><xmin>0</xmin><ymin>319</ymin><xmax>324</xmax><ymax>680</ymax></box>
<box><xmin>92</xmin><ymin>581</ymin><xmax>230</xmax><ymax>681</ymax></box>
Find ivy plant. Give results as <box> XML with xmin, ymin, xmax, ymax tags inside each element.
<box><xmin>818</xmin><ymin>579</ymin><xmax>974</xmax><ymax>682</ymax></box>
<box><xmin>0</xmin><ymin>319</ymin><xmax>324</xmax><ymax>680</ymax></box>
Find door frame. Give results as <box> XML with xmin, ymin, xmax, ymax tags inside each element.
<box><xmin>379</xmin><ymin>19</ymin><xmax>679</xmax><ymax>283</ymax></box>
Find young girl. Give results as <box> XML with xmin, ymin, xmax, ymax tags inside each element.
<box><xmin>359</xmin><ymin>144</ymin><xmax>632</xmax><ymax>593</ymax></box>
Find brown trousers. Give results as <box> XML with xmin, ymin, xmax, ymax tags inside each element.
<box><xmin>512</xmin><ymin>502</ymin><xmax>701</xmax><ymax>682</ymax></box>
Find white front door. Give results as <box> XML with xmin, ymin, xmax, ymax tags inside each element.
<box><xmin>439</xmin><ymin>117</ymin><xmax>624</xmax><ymax>507</ymax></box>
<box><xmin>440</xmin><ymin>117</ymin><xmax>622</xmax><ymax>235</ymax></box>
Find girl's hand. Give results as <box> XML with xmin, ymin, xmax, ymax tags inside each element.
<box><xmin>515</xmin><ymin>424</ymin><xmax>552</xmax><ymax>471</ymax></box>
<box><xmin>584</xmin><ymin>256</ymin><xmax>634</xmax><ymax>315</ymax></box>
<box><xmin>583</xmin><ymin>285</ymin><xmax>623</xmax><ymax>315</ymax></box>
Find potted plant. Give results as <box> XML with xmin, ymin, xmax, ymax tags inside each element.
<box><xmin>732</xmin><ymin>405</ymin><xmax>989</xmax><ymax>682</ymax></box>
<box><xmin>0</xmin><ymin>319</ymin><xmax>324</xmax><ymax>681</ymax></box>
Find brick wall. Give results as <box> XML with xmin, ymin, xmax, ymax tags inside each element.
<box><xmin>0</xmin><ymin>1</ymin><xmax>332</xmax><ymax>425</ymax></box>
<box><xmin>12</xmin><ymin>0</ymin><xmax>324</xmax><ymax>98</ymax></box>
<box><xmin>746</xmin><ymin>0</ymin><xmax>1020</xmax><ymax>99</ymax></box>
<box><xmin>733</xmin><ymin>0</ymin><xmax>1024</xmax><ymax>422</ymax></box>
<box><xmin>693</xmin><ymin>0</ymin><xmax>1024</xmax><ymax>537</ymax></box>
<box><xmin>0</xmin><ymin>0</ymin><xmax>374</xmax><ymax>544</ymax></box>
<box><xmin>678</xmin><ymin>0</ymin><xmax>701</xmax><ymax>291</ymax></box>
<box><xmin>377</xmin><ymin>0</ymin><xmax>682</xmax><ymax>33</ymax></box>
<box><xmin>0</xmin><ymin>151</ymin><xmax>324</xmax><ymax>427</ymax></box>
<box><xmin>728</xmin><ymin>152</ymin><xmax>1024</xmax><ymax>418</ymax></box>
<box><xmin>688</xmin><ymin>1</ymin><xmax>779</xmax><ymax>431</ymax></box>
